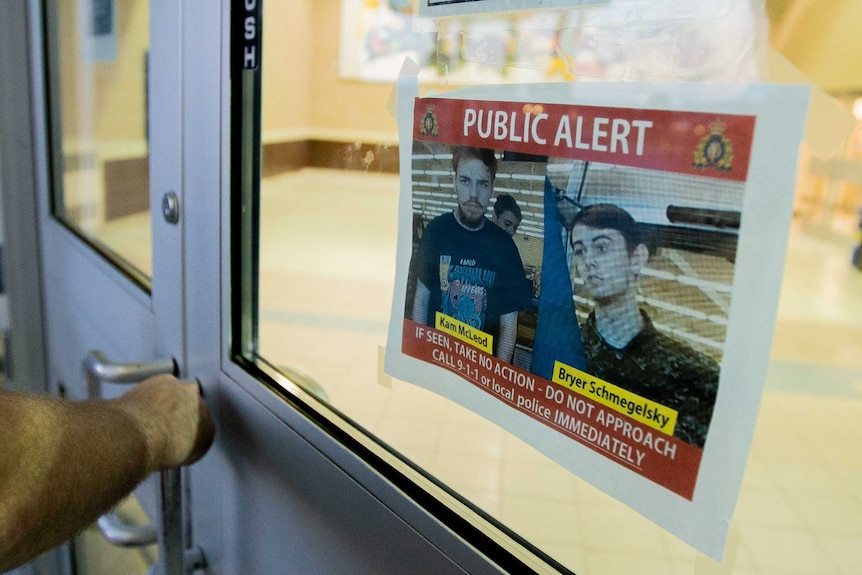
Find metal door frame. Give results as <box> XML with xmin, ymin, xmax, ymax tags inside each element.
<box><xmin>0</xmin><ymin>0</ymin><xmax>567</xmax><ymax>572</ymax></box>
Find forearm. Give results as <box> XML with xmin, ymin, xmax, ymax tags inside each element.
<box><xmin>495</xmin><ymin>312</ymin><xmax>518</xmax><ymax>363</ymax></box>
<box><xmin>0</xmin><ymin>376</ymin><xmax>211</xmax><ymax>572</ymax></box>
<box><xmin>0</xmin><ymin>393</ymin><xmax>151</xmax><ymax>571</ymax></box>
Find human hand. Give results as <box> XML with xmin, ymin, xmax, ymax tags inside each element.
<box><xmin>116</xmin><ymin>375</ymin><xmax>215</xmax><ymax>472</ymax></box>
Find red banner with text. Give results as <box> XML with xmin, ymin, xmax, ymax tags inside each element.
<box><xmin>414</xmin><ymin>97</ymin><xmax>755</xmax><ymax>182</ymax></box>
<box><xmin>403</xmin><ymin>319</ymin><xmax>703</xmax><ymax>499</ymax></box>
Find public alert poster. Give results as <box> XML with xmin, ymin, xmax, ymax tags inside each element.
<box><xmin>384</xmin><ymin>81</ymin><xmax>809</xmax><ymax>559</ymax></box>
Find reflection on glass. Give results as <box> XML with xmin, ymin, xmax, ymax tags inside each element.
<box><xmin>249</xmin><ymin>2</ymin><xmax>862</xmax><ymax>574</ymax></box>
<box><xmin>47</xmin><ymin>0</ymin><xmax>152</xmax><ymax>284</ymax></box>
<box><xmin>252</xmin><ymin>4</ymin><xmax>580</xmax><ymax>572</ymax></box>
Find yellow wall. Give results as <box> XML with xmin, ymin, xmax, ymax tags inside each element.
<box><xmin>769</xmin><ymin>0</ymin><xmax>862</xmax><ymax>93</ymax></box>
<box><xmin>270</xmin><ymin>0</ymin><xmax>862</xmax><ymax>141</ymax></box>
<box><xmin>59</xmin><ymin>0</ymin><xmax>149</xmax><ymax>146</ymax></box>
<box><xmin>309</xmin><ymin>0</ymin><xmax>399</xmax><ymax>136</ymax></box>
<box><xmin>59</xmin><ymin>1</ymin><xmax>862</xmax><ymax>147</ymax></box>
<box><xmin>60</xmin><ymin>0</ymin><xmax>400</xmax><ymax>148</ymax></box>
<box><xmin>262</xmin><ymin>0</ymin><xmax>401</xmax><ymax>140</ymax></box>
<box><xmin>261</xmin><ymin>1</ymin><xmax>314</xmax><ymax>135</ymax></box>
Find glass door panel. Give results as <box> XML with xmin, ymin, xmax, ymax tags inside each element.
<box><xmin>244</xmin><ymin>4</ymin><xmax>591</xmax><ymax>572</ymax></box>
<box><xmin>38</xmin><ymin>2</ymin><xmax>158</xmax><ymax>571</ymax></box>
<box><xmin>45</xmin><ymin>0</ymin><xmax>152</xmax><ymax>285</ymax></box>
<box><xmin>238</xmin><ymin>2</ymin><xmax>862</xmax><ymax>574</ymax></box>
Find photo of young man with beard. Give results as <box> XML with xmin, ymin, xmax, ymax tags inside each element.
<box><xmin>570</xmin><ymin>203</ymin><xmax>719</xmax><ymax>448</ymax></box>
<box><xmin>410</xmin><ymin>146</ymin><xmax>532</xmax><ymax>363</ymax></box>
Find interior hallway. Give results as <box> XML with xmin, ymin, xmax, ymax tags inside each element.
<box><xmin>244</xmin><ymin>168</ymin><xmax>862</xmax><ymax>575</ymax></box>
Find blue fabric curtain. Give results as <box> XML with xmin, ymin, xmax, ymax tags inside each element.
<box><xmin>530</xmin><ymin>176</ymin><xmax>586</xmax><ymax>378</ymax></box>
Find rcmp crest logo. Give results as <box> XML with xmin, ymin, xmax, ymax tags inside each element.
<box><xmin>419</xmin><ymin>105</ymin><xmax>439</xmax><ymax>137</ymax></box>
<box><xmin>693</xmin><ymin>120</ymin><xmax>734</xmax><ymax>172</ymax></box>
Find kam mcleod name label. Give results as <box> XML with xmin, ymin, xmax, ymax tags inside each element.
<box><xmin>552</xmin><ymin>361</ymin><xmax>678</xmax><ymax>435</ymax></box>
<box><xmin>436</xmin><ymin>312</ymin><xmax>493</xmax><ymax>354</ymax></box>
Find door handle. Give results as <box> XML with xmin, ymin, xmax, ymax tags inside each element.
<box><xmin>84</xmin><ymin>349</ymin><xmax>176</xmax><ymax>386</ymax></box>
<box><xmin>84</xmin><ymin>351</ymin><xmax>204</xmax><ymax>575</ymax></box>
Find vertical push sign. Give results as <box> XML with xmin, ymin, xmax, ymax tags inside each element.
<box><xmin>240</xmin><ymin>0</ymin><xmax>261</xmax><ymax>70</ymax></box>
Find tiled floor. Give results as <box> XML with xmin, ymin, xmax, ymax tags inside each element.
<box><xmin>254</xmin><ymin>168</ymin><xmax>862</xmax><ymax>574</ymax></box>
<box><xmin>99</xmin><ymin>167</ymin><xmax>862</xmax><ymax>574</ymax></box>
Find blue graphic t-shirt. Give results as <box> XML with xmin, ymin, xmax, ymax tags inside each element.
<box><xmin>414</xmin><ymin>212</ymin><xmax>531</xmax><ymax>348</ymax></box>
<box><xmin>439</xmin><ymin>257</ymin><xmax>497</xmax><ymax>329</ymax></box>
